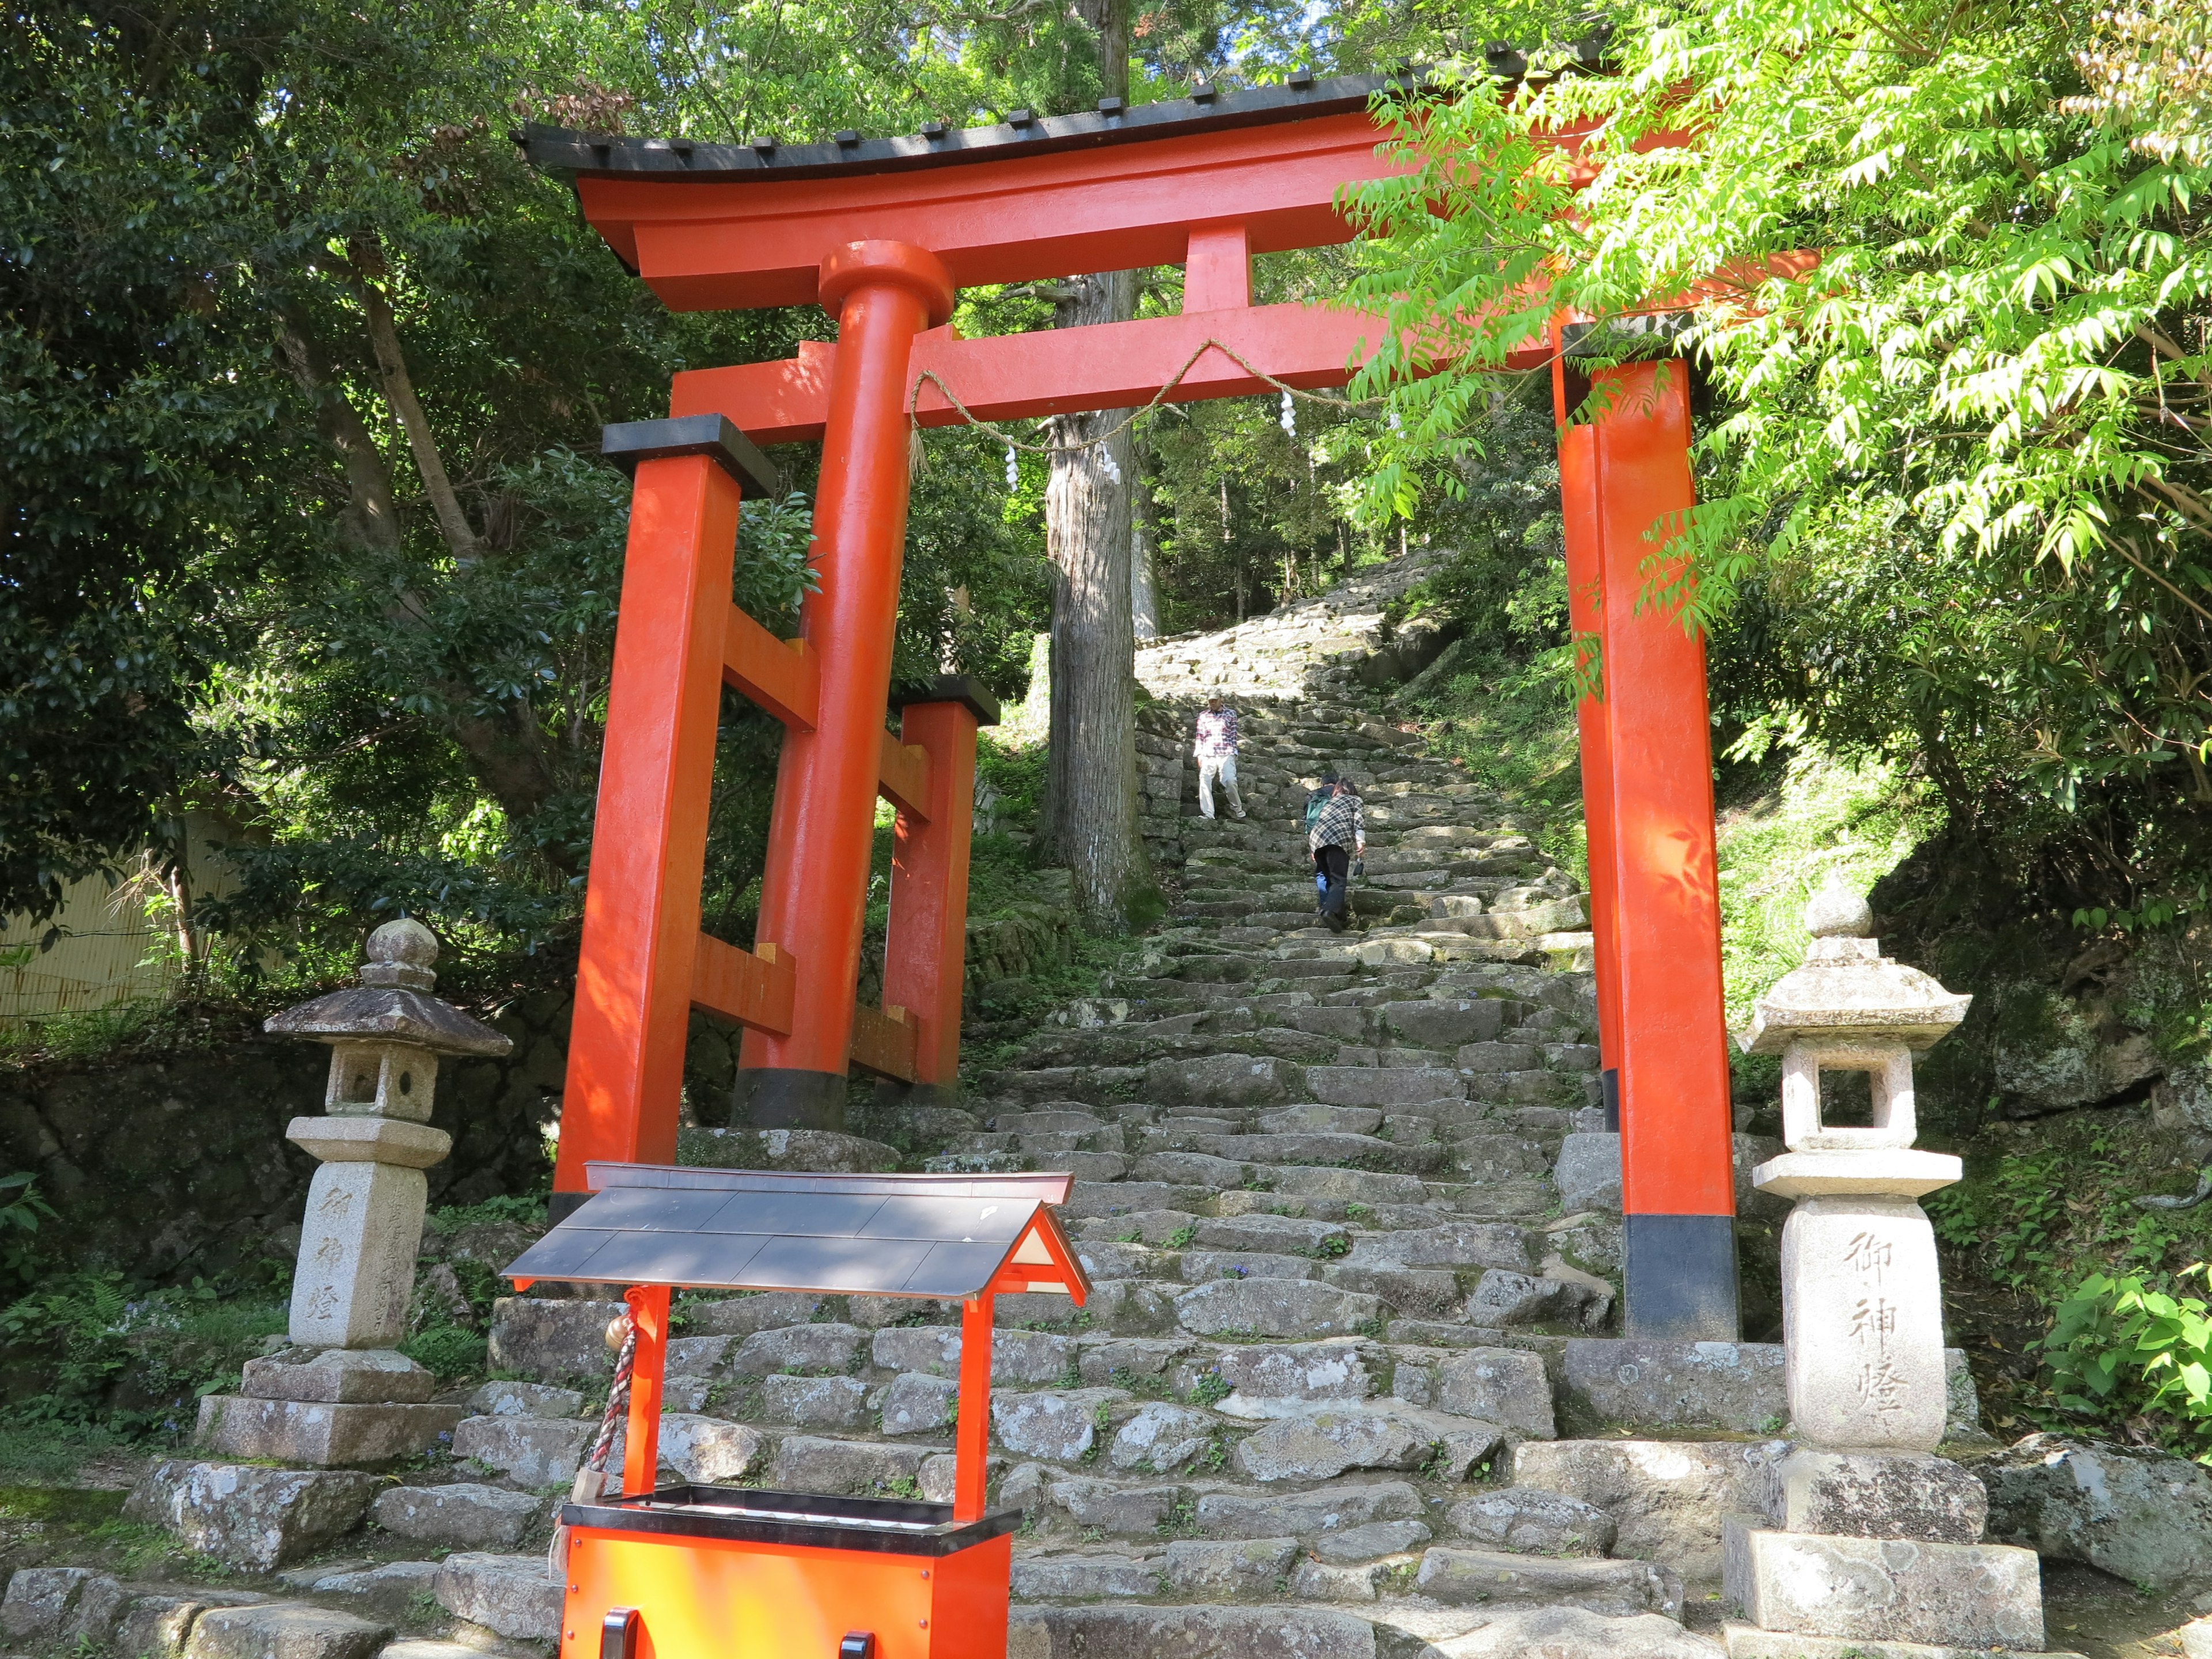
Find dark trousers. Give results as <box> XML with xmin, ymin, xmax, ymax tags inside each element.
<box><xmin>1313</xmin><ymin>844</ymin><xmax>1350</xmax><ymax>920</ymax></box>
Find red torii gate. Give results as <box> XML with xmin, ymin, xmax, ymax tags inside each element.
<box><xmin>524</xmin><ymin>71</ymin><xmax>1739</xmax><ymax>1338</ymax></box>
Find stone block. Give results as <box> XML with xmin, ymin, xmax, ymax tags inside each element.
<box><xmin>1381</xmin><ymin>1000</ymin><xmax>1505</xmax><ymax>1048</ymax></box>
<box><xmin>1723</xmin><ymin>1527</ymin><xmax>2043</xmax><ymax>1649</ymax></box>
<box><xmin>63</xmin><ymin>1574</ymin><xmax>135</xmax><ymax>1646</ymax></box>
<box><xmin>1109</xmin><ymin>1403</ymin><xmax>1217</xmax><ymax>1473</ymax></box>
<box><xmin>117</xmin><ymin>1591</ymin><xmax>244</xmax><ymax>1659</ymax></box>
<box><xmin>1782</xmin><ymin>1195</ymin><xmax>1949</xmax><ymax>1451</ymax></box>
<box><xmin>656</xmin><ymin>1414</ymin><xmax>765</xmax><ymax>1482</ymax></box>
<box><xmin>1448</xmin><ymin>1486</ymin><xmax>1616</xmax><ymax>1555</ymax></box>
<box><xmin>872</xmin><ymin>1324</ymin><xmax>1071</xmax><ymax>1383</ymax></box>
<box><xmin>1233</xmin><ymin>1409</ymin><xmax>1431</xmax><ymax>1482</ymax></box>
<box><xmin>292</xmin><ymin>1560</ymin><xmax>439</xmax><ymax>1619</ymax></box>
<box><xmin>1719</xmin><ymin>1624</ymin><xmax>2084</xmax><ymax>1659</ymax></box>
<box><xmin>1435</xmin><ymin>1348</ymin><xmax>1556</xmax><ymax>1437</ymax></box>
<box><xmin>1345</xmin><ymin>1222</ymin><xmax>1533</xmax><ymax>1273</ymax></box>
<box><xmin>1191</xmin><ymin>1213</ymin><xmax>1349</xmax><ymax>1255</ymax></box>
<box><xmin>1162</xmin><ymin>1536</ymin><xmax>1298</xmax><ymax>1596</ymax></box>
<box><xmin>487</xmin><ymin>1297</ymin><xmax>623</xmax><ymax>1381</ymax></box>
<box><xmin>1</xmin><ymin>1568</ymin><xmax>92</xmax><ymax>1640</ymax></box>
<box><xmin>1554</xmin><ymin>1132</ymin><xmax>1622</xmax><ymax>1213</ymax></box>
<box><xmin>1324</xmin><ymin>1263</ymin><xmax>1459</xmax><ymax>1316</ymax></box>
<box><xmin>1416</xmin><ymin>1548</ymin><xmax>1683</xmax><ymax>1619</ymax></box>
<box><xmin>1176</xmin><ymin>1278</ymin><xmax>1381</xmax><ymax>1338</ymax></box>
<box><xmin>682</xmin><ymin>1291</ymin><xmax>828</xmax><ymax>1335</ymax></box>
<box><xmin>241</xmin><ymin>1347</ymin><xmax>434</xmax><ymax>1404</ymax></box>
<box><xmin>1980</xmin><ymin>1431</ymin><xmax>2212</xmax><ymax>1591</ymax></box>
<box><xmin>452</xmin><ymin>1414</ymin><xmax>594</xmax><ymax>1487</ymax></box>
<box><xmin>760</xmin><ymin>1373</ymin><xmax>869</xmax><ymax>1429</ymax></box>
<box><xmin>1006</xmin><ymin>1603</ymin><xmax>1376</xmax><ymax>1659</ymax></box>
<box><xmin>433</xmin><ymin>1553</ymin><xmax>562</xmax><ymax>1641</ymax></box>
<box><xmin>1465</xmin><ymin>1270</ymin><xmax>1598</xmax><ymax>1328</ymax></box>
<box><xmin>1197</xmin><ymin>1480</ymin><xmax>1422</xmax><ymax>1539</ymax></box>
<box><xmin>1434</xmin><ymin>1608</ymin><xmax>1722</xmax><ymax>1658</ymax></box>
<box><xmin>731</xmin><ymin>1321</ymin><xmax>865</xmax><ymax>1376</ymax></box>
<box><xmin>1562</xmin><ymin>1339</ymin><xmax>1786</xmax><ymax>1433</ymax></box>
<box><xmin>183</xmin><ymin>1603</ymin><xmax>391</xmax><ymax>1659</ymax></box>
<box><xmin>287</xmin><ymin>1158</ymin><xmax>430</xmax><ymax>1349</ymax></box>
<box><xmin>880</xmin><ymin>1371</ymin><xmax>960</xmax><ymax>1435</ymax></box>
<box><xmin>1510</xmin><ymin>1437</ymin><xmax>1792</xmax><ymax>1581</ymax></box>
<box><xmin>1187</xmin><ymin>1249</ymin><xmax>1318</xmax><ymax>1282</ymax></box>
<box><xmin>125</xmin><ymin>1461</ymin><xmax>380</xmax><ymax>1570</ymax></box>
<box><xmin>993</xmin><ymin>1388</ymin><xmax>1128</xmax><ymax>1463</ymax></box>
<box><xmin>1305</xmin><ymin>1066</ymin><xmax>1464</xmax><ymax>1107</ymax></box>
<box><xmin>1145</xmin><ymin>1054</ymin><xmax>1303</xmax><ymax>1107</ymax></box>
<box><xmin>1010</xmin><ymin>1554</ymin><xmax>1163</xmax><ymax>1599</ymax></box>
<box><xmin>469</xmin><ymin>1380</ymin><xmax>582</xmax><ymax>1418</ymax></box>
<box><xmin>1312</xmin><ymin>1519</ymin><xmax>1431</xmax><ymax>1564</ymax></box>
<box><xmin>664</xmin><ymin>1334</ymin><xmax>734</xmax><ymax>1376</ymax></box>
<box><xmin>372</xmin><ymin>1482</ymin><xmax>543</xmax><ymax>1547</ymax></box>
<box><xmin>195</xmin><ymin>1395</ymin><xmax>463</xmax><ymax>1467</ymax></box>
<box><xmin>770</xmin><ymin>1434</ymin><xmax>934</xmax><ymax>1495</ymax></box>
<box><xmin>1048</xmin><ymin>1478</ymin><xmax>1187</xmax><ymax>1535</ymax></box>
<box><xmin>1777</xmin><ymin>1448</ymin><xmax>1986</xmax><ymax>1542</ymax></box>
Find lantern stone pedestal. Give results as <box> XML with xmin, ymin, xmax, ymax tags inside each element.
<box><xmin>196</xmin><ymin>920</ymin><xmax>510</xmax><ymax>1467</ymax></box>
<box><xmin>1720</xmin><ymin>883</ymin><xmax>2069</xmax><ymax>1657</ymax></box>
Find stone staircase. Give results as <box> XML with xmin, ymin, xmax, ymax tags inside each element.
<box><xmin>454</xmin><ymin>554</ymin><xmax>1956</xmax><ymax>1659</ymax></box>
<box><xmin>39</xmin><ymin>551</ymin><xmax>2048</xmax><ymax>1659</ymax></box>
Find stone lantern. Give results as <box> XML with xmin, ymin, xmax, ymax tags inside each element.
<box><xmin>1722</xmin><ymin>881</ymin><xmax>2058</xmax><ymax>1657</ymax></box>
<box><xmin>196</xmin><ymin>919</ymin><xmax>512</xmax><ymax>1467</ymax></box>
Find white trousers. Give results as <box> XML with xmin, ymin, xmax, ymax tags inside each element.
<box><xmin>1197</xmin><ymin>753</ymin><xmax>1244</xmax><ymax>818</ymax></box>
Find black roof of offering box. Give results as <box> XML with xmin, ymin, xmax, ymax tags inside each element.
<box><xmin>501</xmin><ymin>1164</ymin><xmax>1090</xmax><ymax>1301</ymax></box>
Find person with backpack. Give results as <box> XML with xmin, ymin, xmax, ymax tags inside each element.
<box><xmin>1305</xmin><ymin>772</ymin><xmax>1366</xmax><ymax>931</ymax></box>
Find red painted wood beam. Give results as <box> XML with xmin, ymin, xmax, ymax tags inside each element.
<box><xmin>580</xmin><ymin>113</ymin><xmax>1404</xmax><ymax>309</ymax></box>
<box><xmin>690</xmin><ymin>932</ymin><xmax>796</xmax><ymax>1036</ymax></box>
<box><xmin>849</xmin><ymin>1002</ymin><xmax>921</xmax><ymax>1082</ymax></box>
<box><xmin>723</xmin><ymin>605</ymin><xmax>818</xmax><ymax>730</ymax></box>
<box><xmin>882</xmin><ymin>696</ymin><xmax>983</xmax><ymax>1089</ymax></box>
<box><xmin>553</xmin><ymin>450</ymin><xmax>738</xmax><ymax>1202</ymax></box>
<box><xmin>878</xmin><ymin>729</ymin><xmax>931</xmax><ymax>823</ymax></box>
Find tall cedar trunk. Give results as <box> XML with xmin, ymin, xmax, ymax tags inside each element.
<box><xmin>1131</xmin><ymin>517</ymin><xmax>1160</xmax><ymax>642</ymax></box>
<box><xmin>1038</xmin><ymin>0</ymin><xmax>1146</xmax><ymax>927</ymax></box>
<box><xmin>1041</xmin><ymin>271</ymin><xmax>1147</xmax><ymax>928</ymax></box>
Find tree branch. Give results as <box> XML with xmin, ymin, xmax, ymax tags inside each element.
<box><xmin>342</xmin><ymin>233</ymin><xmax>480</xmax><ymax>562</ymax></box>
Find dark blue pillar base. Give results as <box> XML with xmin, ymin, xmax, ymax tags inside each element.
<box><xmin>1624</xmin><ymin>1212</ymin><xmax>1740</xmax><ymax>1340</ymax></box>
<box><xmin>1600</xmin><ymin>1068</ymin><xmax>1621</xmax><ymax>1132</ymax></box>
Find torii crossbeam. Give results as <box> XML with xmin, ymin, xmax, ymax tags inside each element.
<box><xmin>524</xmin><ymin>71</ymin><xmax>1740</xmax><ymax>1340</ymax></box>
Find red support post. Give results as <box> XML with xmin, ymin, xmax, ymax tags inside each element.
<box><xmin>1553</xmin><ymin>347</ymin><xmax>1625</xmax><ymax>1126</ymax></box>
<box><xmin>953</xmin><ymin>1293</ymin><xmax>994</xmax><ymax>1523</ymax></box>
<box><xmin>737</xmin><ymin>240</ymin><xmax>958</xmax><ymax>1128</ymax></box>
<box><xmin>882</xmin><ymin>680</ymin><xmax>998</xmax><ymax>1100</ymax></box>
<box><xmin>552</xmin><ymin>441</ymin><xmax>744</xmax><ymax>1209</ymax></box>
<box><xmin>621</xmin><ymin>1283</ymin><xmax>671</xmax><ymax>1495</ymax></box>
<box><xmin>1582</xmin><ymin>359</ymin><xmax>1737</xmax><ymax>1339</ymax></box>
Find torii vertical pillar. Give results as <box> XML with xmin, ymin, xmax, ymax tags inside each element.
<box><xmin>552</xmin><ymin>418</ymin><xmax>777</xmax><ymax>1217</ymax></box>
<box><xmin>1560</xmin><ymin>358</ymin><xmax>1738</xmax><ymax>1339</ymax></box>
<box><xmin>738</xmin><ymin>240</ymin><xmax>958</xmax><ymax>1128</ymax></box>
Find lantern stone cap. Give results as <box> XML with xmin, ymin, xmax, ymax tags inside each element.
<box><xmin>265</xmin><ymin>919</ymin><xmax>513</xmax><ymax>1057</ymax></box>
<box><xmin>1734</xmin><ymin>879</ymin><xmax>1970</xmax><ymax>1055</ymax></box>
<box><xmin>1752</xmin><ymin>1147</ymin><xmax>1962</xmax><ymax>1200</ymax></box>
<box><xmin>287</xmin><ymin>1115</ymin><xmax>454</xmax><ymax>1169</ymax></box>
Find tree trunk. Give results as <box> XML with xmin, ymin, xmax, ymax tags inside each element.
<box><xmin>1041</xmin><ymin>266</ymin><xmax>1148</xmax><ymax>929</ymax></box>
<box><xmin>345</xmin><ymin>234</ymin><xmax>480</xmax><ymax>563</ymax></box>
<box><xmin>270</xmin><ymin>290</ymin><xmax>566</xmax><ymax>854</ymax></box>
<box><xmin>1131</xmin><ymin>517</ymin><xmax>1160</xmax><ymax>642</ymax></box>
<box><xmin>1035</xmin><ymin>0</ymin><xmax>1145</xmax><ymax>927</ymax></box>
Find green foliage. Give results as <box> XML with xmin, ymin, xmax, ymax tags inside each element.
<box><xmin>1346</xmin><ymin>0</ymin><xmax>2212</xmax><ymax>925</ymax></box>
<box><xmin>2043</xmin><ymin>1265</ymin><xmax>2212</xmax><ymax>1460</ymax></box>
<box><xmin>403</xmin><ymin>1324</ymin><xmax>491</xmax><ymax>1380</ymax></box>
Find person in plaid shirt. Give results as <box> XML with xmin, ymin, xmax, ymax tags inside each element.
<box><xmin>1308</xmin><ymin>773</ymin><xmax>1365</xmax><ymax>931</ymax></box>
<box><xmin>1192</xmin><ymin>695</ymin><xmax>1247</xmax><ymax>820</ymax></box>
